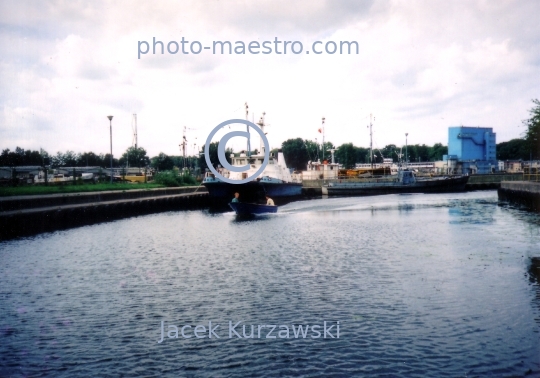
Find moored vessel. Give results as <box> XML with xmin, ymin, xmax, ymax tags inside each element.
<box><xmin>323</xmin><ymin>169</ymin><xmax>469</xmax><ymax>196</ymax></box>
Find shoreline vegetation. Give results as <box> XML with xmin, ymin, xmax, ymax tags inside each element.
<box><xmin>0</xmin><ymin>183</ymin><xmax>165</xmax><ymax>197</ymax></box>
<box><xmin>0</xmin><ymin>170</ymin><xmax>199</xmax><ymax>197</ymax></box>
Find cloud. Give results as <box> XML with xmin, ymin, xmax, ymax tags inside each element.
<box><xmin>0</xmin><ymin>0</ymin><xmax>539</xmax><ymax>157</ymax></box>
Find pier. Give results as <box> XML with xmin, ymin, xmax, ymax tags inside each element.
<box><xmin>0</xmin><ymin>186</ymin><xmax>209</xmax><ymax>240</ymax></box>
<box><xmin>301</xmin><ymin>173</ymin><xmax>526</xmax><ymax>196</ymax></box>
<box><xmin>498</xmin><ymin>181</ymin><xmax>540</xmax><ymax>212</ymax></box>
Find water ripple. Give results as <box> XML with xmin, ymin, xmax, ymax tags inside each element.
<box><xmin>0</xmin><ymin>191</ymin><xmax>539</xmax><ymax>377</ymax></box>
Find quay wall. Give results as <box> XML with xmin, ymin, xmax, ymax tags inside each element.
<box><xmin>0</xmin><ymin>186</ymin><xmax>206</xmax><ymax>212</ymax></box>
<box><xmin>0</xmin><ymin>192</ymin><xmax>209</xmax><ymax>240</ymax></box>
<box><xmin>302</xmin><ymin>173</ymin><xmax>525</xmax><ymax>193</ymax></box>
<box><xmin>498</xmin><ymin>181</ymin><xmax>540</xmax><ymax>212</ymax></box>
<box><xmin>466</xmin><ymin>173</ymin><xmax>524</xmax><ymax>189</ymax></box>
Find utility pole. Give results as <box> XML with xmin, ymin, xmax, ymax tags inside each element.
<box><xmin>132</xmin><ymin>114</ymin><xmax>138</xmax><ymax>150</ymax></box>
<box><xmin>369</xmin><ymin>114</ymin><xmax>373</xmax><ymax>170</ymax></box>
<box><xmin>107</xmin><ymin>115</ymin><xmax>113</xmax><ymax>184</ymax></box>
<box><xmin>405</xmin><ymin>133</ymin><xmax>409</xmax><ymax>168</ymax></box>
<box><xmin>180</xmin><ymin>126</ymin><xmax>188</xmax><ymax>169</ymax></box>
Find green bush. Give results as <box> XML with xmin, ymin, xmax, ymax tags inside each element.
<box><xmin>153</xmin><ymin>170</ymin><xmax>197</xmax><ymax>187</ymax></box>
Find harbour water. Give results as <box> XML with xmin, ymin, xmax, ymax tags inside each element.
<box><xmin>1</xmin><ymin>191</ymin><xmax>540</xmax><ymax>377</ymax></box>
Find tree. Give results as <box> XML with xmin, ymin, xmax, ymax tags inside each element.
<box><xmin>102</xmin><ymin>154</ymin><xmax>119</xmax><ymax>168</ymax></box>
<box><xmin>51</xmin><ymin>151</ymin><xmax>65</xmax><ymax>167</ymax></box>
<box><xmin>380</xmin><ymin>144</ymin><xmax>398</xmax><ymax>162</ymax></box>
<box><xmin>63</xmin><ymin>151</ymin><xmax>79</xmax><ymax>167</ymax></box>
<box><xmin>282</xmin><ymin>138</ymin><xmax>310</xmax><ymax>170</ymax></box>
<box><xmin>335</xmin><ymin>143</ymin><xmax>357</xmax><ymax>168</ymax></box>
<box><xmin>79</xmin><ymin>152</ymin><xmax>103</xmax><ymax>167</ymax></box>
<box><xmin>151</xmin><ymin>152</ymin><xmax>175</xmax><ymax>171</ymax></box>
<box><xmin>198</xmin><ymin>142</ymin><xmax>232</xmax><ymax>171</ymax></box>
<box><xmin>497</xmin><ymin>139</ymin><xmax>528</xmax><ymax>160</ymax></box>
<box><xmin>523</xmin><ymin>99</ymin><xmax>540</xmax><ymax>159</ymax></box>
<box><xmin>119</xmin><ymin>147</ymin><xmax>150</xmax><ymax>167</ymax></box>
<box><xmin>429</xmin><ymin>143</ymin><xmax>448</xmax><ymax>161</ymax></box>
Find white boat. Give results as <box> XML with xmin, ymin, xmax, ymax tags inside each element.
<box><xmin>203</xmin><ymin>112</ymin><xmax>302</xmax><ymax>202</ymax></box>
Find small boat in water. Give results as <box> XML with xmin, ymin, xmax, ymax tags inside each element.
<box><xmin>229</xmin><ymin>202</ymin><xmax>278</xmax><ymax>215</ymax></box>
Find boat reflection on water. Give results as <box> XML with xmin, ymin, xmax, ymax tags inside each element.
<box><xmin>232</xmin><ymin>213</ymin><xmax>274</xmax><ymax>222</ymax></box>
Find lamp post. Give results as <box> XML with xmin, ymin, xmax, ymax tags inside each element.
<box><xmin>405</xmin><ymin>133</ymin><xmax>408</xmax><ymax>167</ymax></box>
<box><xmin>108</xmin><ymin>115</ymin><xmax>113</xmax><ymax>184</ymax></box>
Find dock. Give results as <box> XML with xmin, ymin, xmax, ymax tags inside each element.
<box><xmin>0</xmin><ymin>186</ymin><xmax>209</xmax><ymax>240</ymax></box>
<box><xmin>498</xmin><ymin>181</ymin><xmax>540</xmax><ymax>212</ymax></box>
<box><xmin>301</xmin><ymin>173</ymin><xmax>526</xmax><ymax>195</ymax></box>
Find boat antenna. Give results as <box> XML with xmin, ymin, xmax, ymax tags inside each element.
<box><xmin>245</xmin><ymin>102</ymin><xmax>251</xmax><ymax>157</ymax></box>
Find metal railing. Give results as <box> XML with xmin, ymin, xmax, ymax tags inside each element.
<box><xmin>523</xmin><ymin>173</ymin><xmax>540</xmax><ymax>182</ymax></box>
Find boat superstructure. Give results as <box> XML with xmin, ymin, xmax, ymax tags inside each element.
<box><xmin>203</xmin><ymin>111</ymin><xmax>302</xmax><ymax>202</ymax></box>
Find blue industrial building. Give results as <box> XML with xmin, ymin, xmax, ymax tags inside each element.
<box><xmin>443</xmin><ymin>126</ymin><xmax>498</xmax><ymax>174</ymax></box>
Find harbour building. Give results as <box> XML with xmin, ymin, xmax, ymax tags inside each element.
<box><xmin>443</xmin><ymin>126</ymin><xmax>498</xmax><ymax>174</ymax></box>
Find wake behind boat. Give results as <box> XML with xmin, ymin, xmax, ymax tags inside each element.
<box><xmin>229</xmin><ymin>202</ymin><xmax>278</xmax><ymax>215</ymax></box>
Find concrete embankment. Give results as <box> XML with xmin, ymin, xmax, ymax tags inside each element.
<box><xmin>0</xmin><ymin>186</ymin><xmax>209</xmax><ymax>240</ymax></box>
<box><xmin>498</xmin><ymin>181</ymin><xmax>540</xmax><ymax>212</ymax></box>
<box><xmin>466</xmin><ymin>173</ymin><xmax>524</xmax><ymax>189</ymax></box>
<box><xmin>0</xmin><ymin>186</ymin><xmax>206</xmax><ymax>211</ymax></box>
<box><xmin>301</xmin><ymin>173</ymin><xmax>525</xmax><ymax>195</ymax></box>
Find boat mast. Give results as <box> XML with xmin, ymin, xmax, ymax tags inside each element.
<box><xmin>245</xmin><ymin>102</ymin><xmax>251</xmax><ymax>157</ymax></box>
<box><xmin>257</xmin><ymin>112</ymin><xmax>266</xmax><ymax>155</ymax></box>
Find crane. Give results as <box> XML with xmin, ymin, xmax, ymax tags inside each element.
<box><xmin>180</xmin><ymin>126</ymin><xmax>197</xmax><ymax>170</ymax></box>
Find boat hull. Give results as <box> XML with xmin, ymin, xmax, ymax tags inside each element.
<box><xmin>203</xmin><ymin>181</ymin><xmax>302</xmax><ymax>202</ymax></box>
<box><xmin>229</xmin><ymin>202</ymin><xmax>278</xmax><ymax>215</ymax></box>
<box><xmin>326</xmin><ymin>175</ymin><xmax>469</xmax><ymax>196</ymax></box>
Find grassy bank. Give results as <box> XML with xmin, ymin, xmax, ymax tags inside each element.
<box><xmin>0</xmin><ymin>183</ymin><xmax>166</xmax><ymax>197</ymax></box>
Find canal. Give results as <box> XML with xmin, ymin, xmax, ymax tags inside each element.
<box><xmin>1</xmin><ymin>191</ymin><xmax>539</xmax><ymax>377</ymax></box>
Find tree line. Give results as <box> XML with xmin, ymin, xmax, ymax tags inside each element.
<box><xmin>282</xmin><ymin>99</ymin><xmax>540</xmax><ymax>170</ymax></box>
<box><xmin>281</xmin><ymin>139</ymin><xmax>449</xmax><ymax>170</ymax></box>
<box><xmin>0</xmin><ymin>146</ymin><xmax>197</xmax><ymax>171</ymax></box>
<box><xmin>3</xmin><ymin>99</ymin><xmax>539</xmax><ymax>170</ymax></box>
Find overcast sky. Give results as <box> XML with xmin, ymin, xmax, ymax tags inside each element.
<box><xmin>1</xmin><ymin>0</ymin><xmax>539</xmax><ymax>157</ymax></box>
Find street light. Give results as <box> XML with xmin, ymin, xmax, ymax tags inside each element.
<box><xmin>107</xmin><ymin>115</ymin><xmax>113</xmax><ymax>184</ymax></box>
<box><xmin>405</xmin><ymin>133</ymin><xmax>408</xmax><ymax>167</ymax></box>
